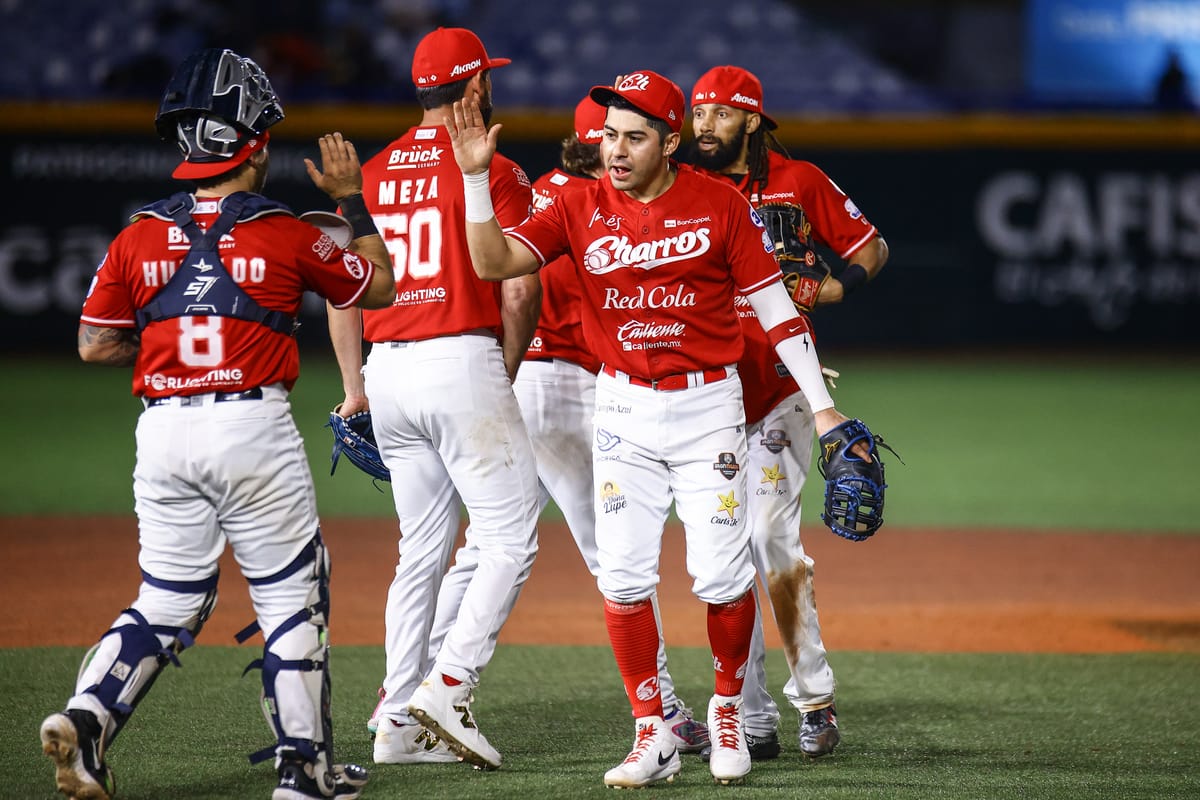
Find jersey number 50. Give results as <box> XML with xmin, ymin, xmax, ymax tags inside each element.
<box><xmin>375</xmin><ymin>209</ymin><xmax>443</xmax><ymax>281</ymax></box>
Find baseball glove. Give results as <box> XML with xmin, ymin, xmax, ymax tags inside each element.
<box><xmin>757</xmin><ymin>202</ymin><xmax>830</xmax><ymax>312</ymax></box>
<box><xmin>326</xmin><ymin>410</ymin><xmax>390</xmax><ymax>483</ymax></box>
<box><xmin>817</xmin><ymin>418</ymin><xmax>899</xmax><ymax>541</ymax></box>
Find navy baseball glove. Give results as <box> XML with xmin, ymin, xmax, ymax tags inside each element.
<box><xmin>816</xmin><ymin>418</ymin><xmax>899</xmax><ymax>541</ymax></box>
<box><xmin>327</xmin><ymin>410</ymin><xmax>389</xmax><ymax>483</ymax></box>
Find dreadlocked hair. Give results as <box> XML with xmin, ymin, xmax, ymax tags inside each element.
<box><xmin>560</xmin><ymin>135</ymin><xmax>601</xmax><ymax>176</ymax></box>
<box><xmin>745</xmin><ymin>126</ymin><xmax>792</xmax><ymax>200</ymax></box>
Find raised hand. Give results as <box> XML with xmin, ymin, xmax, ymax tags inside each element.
<box><xmin>305</xmin><ymin>132</ymin><xmax>364</xmax><ymax>201</ymax></box>
<box><xmin>446</xmin><ymin>97</ymin><xmax>501</xmax><ymax>175</ymax></box>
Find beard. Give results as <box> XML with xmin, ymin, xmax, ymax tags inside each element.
<box><xmin>688</xmin><ymin>124</ymin><xmax>746</xmax><ymax>172</ymax></box>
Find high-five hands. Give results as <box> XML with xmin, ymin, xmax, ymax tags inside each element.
<box><xmin>446</xmin><ymin>98</ymin><xmax>501</xmax><ymax>175</ymax></box>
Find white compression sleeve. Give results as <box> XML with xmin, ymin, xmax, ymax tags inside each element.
<box><xmin>462</xmin><ymin>169</ymin><xmax>494</xmax><ymax>223</ymax></box>
<box><xmin>745</xmin><ymin>282</ymin><xmax>835</xmax><ymax>412</ymax></box>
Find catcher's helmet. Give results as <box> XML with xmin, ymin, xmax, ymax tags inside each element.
<box><xmin>155</xmin><ymin>49</ymin><xmax>284</xmax><ymax>180</ymax></box>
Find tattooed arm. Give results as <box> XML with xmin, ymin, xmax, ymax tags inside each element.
<box><xmin>78</xmin><ymin>324</ymin><xmax>139</xmax><ymax>366</ymax></box>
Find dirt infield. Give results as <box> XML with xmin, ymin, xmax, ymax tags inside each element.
<box><xmin>4</xmin><ymin>517</ymin><xmax>1199</xmax><ymax>653</ymax></box>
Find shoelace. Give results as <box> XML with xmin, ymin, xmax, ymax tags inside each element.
<box><xmin>713</xmin><ymin>704</ymin><xmax>742</xmax><ymax>750</ymax></box>
<box><xmin>623</xmin><ymin>723</ymin><xmax>660</xmax><ymax>764</ymax></box>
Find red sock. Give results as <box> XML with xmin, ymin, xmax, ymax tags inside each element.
<box><xmin>604</xmin><ymin>597</ymin><xmax>664</xmax><ymax>718</ymax></box>
<box><xmin>707</xmin><ymin>590</ymin><xmax>756</xmax><ymax>697</ymax></box>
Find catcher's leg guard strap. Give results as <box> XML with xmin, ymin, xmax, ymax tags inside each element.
<box><xmin>72</xmin><ymin>572</ymin><xmax>218</xmax><ymax>746</ymax></box>
<box><xmin>238</xmin><ymin>533</ymin><xmax>334</xmax><ymax>770</ymax></box>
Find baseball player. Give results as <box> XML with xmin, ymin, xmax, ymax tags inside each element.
<box><xmin>444</xmin><ymin>70</ymin><xmax>874</xmax><ymax>788</ymax></box>
<box><xmin>689</xmin><ymin>65</ymin><xmax>890</xmax><ymax>759</ymax></box>
<box><xmin>40</xmin><ymin>48</ymin><xmax>395</xmax><ymax>800</ymax></box>
<box><xmin>325</xmin><ymin>27</ymin><xmax>541</xmax><ymax>771</ymax></box>
<box><xmin>421</xmin><ymin>95</ymin><xmax>710</xmax><ymax>756</ymax></box>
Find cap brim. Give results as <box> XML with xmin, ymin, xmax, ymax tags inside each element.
<box><xmin>171</xmin><ymin>134</ymin><xmax>268</xmax><ymax>181</ymax></box>
<box><xmin>487</xmin><ymin>57</ymin><xmax>512</xmax><ymax>70</ymax></box>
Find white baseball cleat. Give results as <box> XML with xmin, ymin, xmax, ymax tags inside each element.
<box><xmin>407</xmin><ymin>675</ymin><xmax>502</xmax><ymax>770</ymax></box>
<box><xmin>373</xmin><ymin>718</ymin><xmax>461</xmax><ymax>764</ymax></box>
<box><xmin>39</xmin><ymin>710</ymin><xmax>115</xmax><ymax>800</ymax></box>
<box><xmin>706</xmin><ymin>694</ymin><xmax>751</xmax><ymax>785</ymax></box>
<box><xmin>603</xmin><ymin>715</ymin><xmax>681</xmax><ymax>789</ymax></box>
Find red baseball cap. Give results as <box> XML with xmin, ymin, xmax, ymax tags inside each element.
<box><xmin>574</xmin><ymin>96</ymin><xmax>607</xmax><ymax>144</ymax></box>
<box><xmin>590</xmin><ymin>70</ymin><xmax>684</xmax><ymax>133</ymax></box>
<box><xmin>171</xmin><ymin>131</ymin><xmax>269</xmax><ymax>180</ymax></box>
<box><xmin>690</xmin><ymin>65</ymin><xmax>778</xmax><ymax>130</ymax></box>
<box><xmin>412</xmin><ymin>27</ymin><xmax>511</xmax><ymax>88</ymax></box>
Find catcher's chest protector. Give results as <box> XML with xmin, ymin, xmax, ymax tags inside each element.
<box><xmin>133</xmin><ymin>191</ymin><xmax>297</xmax><ymax>335</ymax></box>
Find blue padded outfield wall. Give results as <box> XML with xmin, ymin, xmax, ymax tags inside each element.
<box><xmin>1</xmin><ymin>109</ymin><xmax>1197</xmax><ymax>353</ymax></box>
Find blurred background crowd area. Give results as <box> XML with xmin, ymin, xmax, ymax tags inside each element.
<box><xmin>1</xmin><ymin>0</ymin><xmax>1196</xmax><ymax>114</ymax></box>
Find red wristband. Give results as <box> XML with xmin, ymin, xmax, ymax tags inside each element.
<box><xmin>764</xmin><ymin>315</ymin><xmax>814</xmax><ymax>348</ymax></box>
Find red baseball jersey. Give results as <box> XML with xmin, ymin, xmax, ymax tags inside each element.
<box><xmin>80</xmin><ymin>197</ymin><xmax>377</xmax><ymax>397</ymax></box>
<box><xmin>526</xmin><ymin>167</ymin><xmax>601</xmax><ymax>373</ymax></box>
<box><xmin>716</xmin><ymin>151</ymin><xmax>878</xmax><ymax>424</ymax></box>
<box><xmin>508</xmin><ymin>163</ymin><xmax>782</xmax><ymax>379</ymax></box>
<box><xmin>358</xmin><ymin>126</ymin><xmax>532</xmax><ymax>342</ymax></box>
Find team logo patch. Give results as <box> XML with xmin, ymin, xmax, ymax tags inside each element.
<box><xmin>844</xmin><ymin>198</ymin><xmax>863</xmax><ymax>220</ymax></box>
<box><xmin>342</xmin><ymin>252</ymin><xmax>366</xmax><ymax>280</ymax></box>
<box><xmin>761</xmin><ymin>428</ymin><xmax>791</xmax><ymax>454</ymax></box>
<box><xmin>760</xmin><ymin>464</ymin><xmax>784</xmax><ymax>490</ymax></box>
<box><xmin>713</xmin><ymin>452</ymin><xmax>740</xmax><ymax>480</ymax></box>
<box><xmin>715</xmin><ymin>490</ymin><xmax>740</xmax><ymax>519</ymax></box>
<box><xmin>599</xmin><ymin>480</ymin><xmax>627</xmax><ymax>514</ymax></box>
<box><xmin>634</xmin><ymin>676</ymin><xmax>660</xmax><ymax>702</ymax></box>
<box><xmin>617</xmin><ymin>73</ymin><xmax>651</xmax><ymax>92</ymax></box>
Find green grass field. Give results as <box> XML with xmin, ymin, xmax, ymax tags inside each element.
<box><xmin>3</xmin><ymin>646</ymin><xmax>1198</xmax><ymax>799</ymax></box>
<box><xmin>2</xmin><ymin>352</ymin><xmax>1199</xmax><ymax>798</ymax></box>
<box><xmin>3</xmin><ymin>352</ymin><xmax>1200</xmax><ymax>531</ymax></box>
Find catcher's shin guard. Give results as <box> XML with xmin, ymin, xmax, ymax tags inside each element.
<box><xmin>71</xmin><ymin>573</ymin><xmax>218</xmax><ymax>746</ymax></box>
<box><xmin>237</xmin><ymin>532</ymin><xmax>338</xmax><ymax>785</ymax></box>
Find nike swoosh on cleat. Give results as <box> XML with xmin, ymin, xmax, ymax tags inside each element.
<box><xmin>658</xmin><ymin>748</ymin><xmax>677</xmax><ymax>766</ymax></box>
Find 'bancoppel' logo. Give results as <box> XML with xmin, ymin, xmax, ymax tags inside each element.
<box><xmin>663</xmin><ymin>216</ymin><xmax>712</xmax><ymax>228</ymax></box>
<box><xmin>582</xmin><ymin>230</ymin><xmax>711</xmax><ymax>274</ymax></box>
<box><xmin>616</xmin><ymin>73</ymin><xmax>651</xmax><ymax>92</ymax></box>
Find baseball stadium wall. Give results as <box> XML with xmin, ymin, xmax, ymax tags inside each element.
<box><xmin>2</xmin><ymin>103</ymin><xmax>1198</xmax><ymax>354</ymax></box>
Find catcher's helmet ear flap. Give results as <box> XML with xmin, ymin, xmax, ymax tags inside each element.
<box><xmin>155</xmin><ymin>48</ymin><xmax>284</xmax><ymax>143</ymax></box>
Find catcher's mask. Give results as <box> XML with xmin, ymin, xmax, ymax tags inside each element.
<box><xmin>156</xmin><ymin>48</ymin><xmax>284</xmax><ymax>180</ymax></box>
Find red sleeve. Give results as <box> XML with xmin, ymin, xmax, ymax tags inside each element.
<box><xmin>490</xmin><ymin>155</ymin><xmax>533</xmax><ymax>230</ymax></box>
<box><xmin>792</xmin><ymin>161</ymin><xmax>878</xmax><ymax>260</ymax></box>
<box><xmin>80</xmin><ymin>228</ymin><xmax>140</xmax><ymax>328</ymax></box>
<box><xmin>722</xmin><ymin>186</ymin><xmax>784</xmax><ymax>295</ymax></box>
<box><xmin>286</xmin><ymin>217</ymin><xmax>376</xmax><ymax>310</ymax></box>
<box><xmin>507</xmin><ymin>189</ymin><xmax>572</xmax><ymax>267</ymax></box>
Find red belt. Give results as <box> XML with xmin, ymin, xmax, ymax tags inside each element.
<box><xmin>602</xmin><ymin>364</ymin><xmax>728</xmax><ymax>391</ymax></box>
